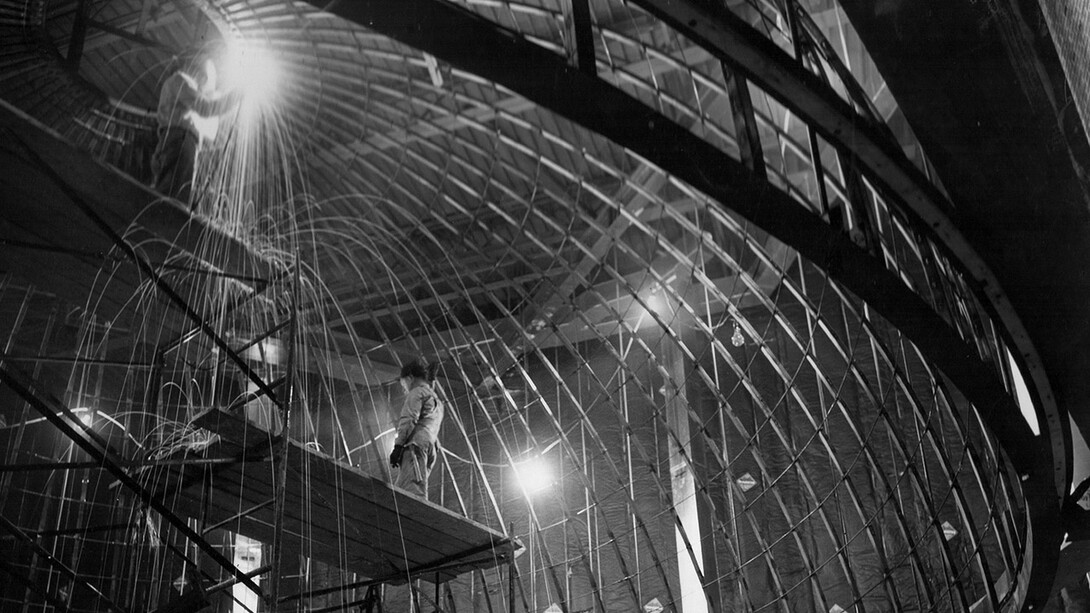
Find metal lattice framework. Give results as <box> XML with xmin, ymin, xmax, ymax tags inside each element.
<box><xmin>0</xmin><ymin>0</ymin><xmax>1066</xmax><ymax>611</ymax></box>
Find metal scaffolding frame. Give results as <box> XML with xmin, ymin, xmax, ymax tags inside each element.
<box><xmin>2</xmin><ymin>130</ymin><xmax>295</xmax><ymax>610</ymax></box>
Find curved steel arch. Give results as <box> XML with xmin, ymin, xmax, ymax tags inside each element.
<box><xmin>623</xmin><ymin>0</ymin><xmax>1067</xmax><ymax>512</ymax></box>
<box><xmin>300</xmin><ymin>0</ymin><xmax>1062</xmax><ymax>607</ymax></box>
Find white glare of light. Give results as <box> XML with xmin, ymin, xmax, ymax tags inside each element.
<box><xmin>222</xmin><ymin>37</ymin><xmax>280</xmax><ymax>105</ymax></box>
<box><xmin>242</xmin><ymin>338</ymin><xmax>282</xmax><ymax>365</ymax></box>
<box><xmin>513</xmin><ymin>457</ymin><xmax>552</xmax><ymax>495</ymax></box>
<box><xmin>646</xmin><ymin>293</ymin><xmax>668</xmax><ymax>317</ymax></box>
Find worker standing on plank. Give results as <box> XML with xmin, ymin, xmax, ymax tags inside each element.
<box><xmin>151</xmin><ymin>54</ymin><xmax>238</xmax><ymax>208</ymax></box>
<box><xmin>389</xmin><ymin>360</ymin><xmax>444</xmax><ymax>499</ymax></box>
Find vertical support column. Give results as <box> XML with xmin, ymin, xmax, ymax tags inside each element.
<box><xmin>67</xmin><ymin>0</ymin><xmax>91</xmax><ymax>70</ymax></box>
<box><xmin>721</xmin><ymin>64</ymin><xmax>766</xmax><ymax>181</ymax></box>
<box><xmin>267</xmin><ymin>262</ymin><xmax>301</xmax><ymax>612</ymax></box>
<box><xmin>694</xmin><ymin>392</ymin><xmax>722</xmax><ymax>611</ymax></box>
<box><xmin>779</xmin><ymin>0</ymin><xmax>803</xmax><ymax>61</ymax></box>
<box><xmin>781</xmin><ymin>0</ymin><xmax>837</xmax><ymax>223</ymax></box>
<box><xmin>445</xmin><ymin>582</ymin><xmax>457</xmax><ymax>613</ymax></box>
<box><xmin>807</xmin><ymin>129</ymin><xmax>833</xmax><ymax>220</ymax></box>
<box><xmin>661</xmin><ymin>339</ymin><xmax>709</xmax><ymax>613</ymax></box>
<box><xmin>782</xmin><ymin>0</ymin><xmax>879</xmax><ymax>247</ymax></box>
<box><xmin>508</xmin><ymin>540</ymin><xmax>517</xmax><ymax>613</ymax></box>
<box><xmin>840</xmin><ymin>158</ymin><xmax>880</xmax><ymax>252</ymax></box>
<box><xmin>566</xmin><ymin>0</ymin><xmax>596</xmax><ymax>77</ymax></box>
<box><xmin>144</xmin><ymin>349</ymin><xmax>165</xmax><ymax>440</ymax></box>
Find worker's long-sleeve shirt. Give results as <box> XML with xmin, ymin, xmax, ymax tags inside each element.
<box><xmin>158</xmin><ymin>72</ymin><xmax>203</xmax><ymax>133</ymax></box>
<box><xmin>394</xmin><ymin>383</ymin><xmax>444</xmax><ymax>448</ymax></box>
<box><xmin>157</xmin><ymin>71</ymin><xmax>233</xmax><ymax>140</ymax></box>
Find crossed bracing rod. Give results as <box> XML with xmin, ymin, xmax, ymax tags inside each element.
<box><xmin>7</xmin><ymin>132</ymin><xmax>286</xmax><ymax>413</ymax></box>
<box><xmin>0</xmin><ymin>362</ymin><xmax>263</xmax><ymax>601</ymax></box>
<box><xmin>2</xmin><ymin>134</ymin><xmax>292</xmax><ymax>607</ymax></box>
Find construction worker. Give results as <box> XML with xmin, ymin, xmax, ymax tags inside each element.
<box><xmin>151</xmin><ymin>55</ymin><xmax>238</xmax><ymax>208</ymax></box>
<box><xmin>389</xmin><ymin>361</ymin><xmax>444</xmax><ymax>498</ymax></box>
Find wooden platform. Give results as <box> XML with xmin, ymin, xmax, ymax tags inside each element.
<box><xmin>0</xmin><ymin>99</ymin><xmax>277</xmax><ymax>331</ymax></box>
<box><xmin>144</xmin><ymin>408</ymin><xmax>520</xmax><ymax>583</ymax></box>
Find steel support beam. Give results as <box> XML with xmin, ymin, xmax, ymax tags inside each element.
<box><xmin>266</xmin><ymin>275</ymin><xmax>300</xmax><ymax>613</ymax></box>
<box><xmin>0</xmin><ymin>353</ymin><xmax>157</xmax><ymax>369</ymax></box>
<box><xmin>835</xmin><ymin>0</ymin><xmax>1087</xmax><ymax>485</ymax></box>
<box><xmin>201</xmin><ymin>499</ymin><xmax>275</xmax><ymax>535</ymax></box>
<box><xmin>66</xmin><ymin>0</ymin><xmax>91</xmax><ymax>70</ymax></box>
<box><xmin>0</xmin><ymin>458</ymin><xmax>243</xmax><ymax>472</ymax></box>
<box><xmin>278</xmin><ymin>539</ymin><xmax>516</xmax><ymax>608</ymax></box>
<box><xmin>721</xmin><ymin>63</ymin><xmax>766</xmax><ymax>180</ymax></box>
<box><xmin>31</xmin><ymin>522</ymin><xmax>129</xmax><ymax>538</ymax></box>
<box><xmin>567</xmin><ymin>0</ymin><xmax>595</xmax><ymax>76</ymax></box>
<box><xmin>662</xmin><ymin>338</ymin><xmax>711</xmax><ymax>613</ymax></box>
<box><xmin>85</xmin><ymin>18</ymin><xmax>174</xmax><ymax>52</ymax></box>
<box><xmin>301</xmin><ymin>0</ymin><xmax>1059</xmax><ymax>605</ymax></box>
<box><xmin>618</xmin><ymin>0</ymin><xmax>981</xmax><ymax>271</ymax></box>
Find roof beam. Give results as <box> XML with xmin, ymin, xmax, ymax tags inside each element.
<box><xmin>53</xmin><ymin>5</ymin><xmax>187</xmax><ymax>55</ymax></box>
<box><xmin>85</xmin><ymin>18</ymin><xmax>175</xmax><ymax>52</ymax></box>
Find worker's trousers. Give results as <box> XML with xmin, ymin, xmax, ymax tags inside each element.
<box><xmin>151</xmin><ymin>126</ymin><xmax>198</xmax><ymax>207</ymax></box>
<box><xmin>394</xmin><ymin>442</ymin><xmax>437</xmax><ymax>499</ymax></box>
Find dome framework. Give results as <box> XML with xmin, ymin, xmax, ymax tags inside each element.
<box><xmin>0</xmin><ymin>0</ymin><xmax>1069</xmax><ymax>611</ymax></box>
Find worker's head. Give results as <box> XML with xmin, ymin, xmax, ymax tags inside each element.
<box><xmin>399</xmin><ymin>360</ymin><xmax>437</xmax><ymax>391</ymax></box>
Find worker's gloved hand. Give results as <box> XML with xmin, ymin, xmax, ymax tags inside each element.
<box><xmin>389</xmin><ymin>444</ymin><xmax>406</xmax><ymax>468</ymax></box>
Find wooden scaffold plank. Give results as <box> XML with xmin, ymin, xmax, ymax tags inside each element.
<box><xmin>141</xmin><ymin>407</ymin><xmax>521</xmax><ymax>585</ymax></box>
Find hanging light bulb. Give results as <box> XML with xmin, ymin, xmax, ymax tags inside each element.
<box><xmin>731</xmin><ymin>322</ymin><xmax>745</xmax><ymax>347</ymax></box>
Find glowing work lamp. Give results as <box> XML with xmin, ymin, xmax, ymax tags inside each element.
<box><xmin>513</xmin><ymin>456</ymin><xmax>552</xmax><ymax>496</ymax></box>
